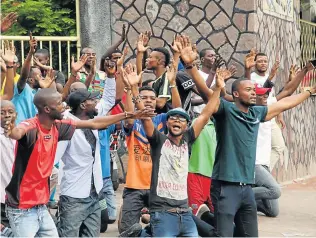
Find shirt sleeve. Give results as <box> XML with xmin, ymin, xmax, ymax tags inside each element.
<box><xmin>147</xmin><ymin>128</ymin><xmax>164</xmax><ymax>148</ymax></box>
<box><xmin>212</xmin><ymin>98</ymin><xmax>227</xmax><ymax>118</ymax></box>
<box><xmin>97</xmin><ymin>77</ymin><xmax>116</xmax><ymax>116</ymax></box>
<box><xmin>16</xmin><ymin>119</ymin><xmax>38</xmax><ymax>146</ymax></box>
<box><xmin>176</xmin><ymin>71</ymin><xmax>195</xmax><ymax>91</ymax></box>
<box><xmin>56</xmin><ymin>119</ymin><xmax>77</xmax><ymax>141</ymax></box>
<box><xmin>54</xmin><ymin>141</ymin><xmax>69</xmax><ymax>164</ymax></box>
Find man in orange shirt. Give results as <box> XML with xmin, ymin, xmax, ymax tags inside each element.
<box><xmin>119</xmin><ymin>62</ymin><xmax>181</xmax><ymax>233</ymax></box>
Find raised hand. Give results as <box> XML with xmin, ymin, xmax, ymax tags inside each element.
<box><xmin>179</xmin><ymin>35</ymin><xmax>198</xmax><ymax>65</ymax></box>
<box><xmin>0</xmin><ymin>57</ymin><xmax>6</xmax><ymax>72</ymax></box>
<box><xmin>245</xmin><ymin>48</ymin><xmax>257</xmax><ymax>69</ymax></box>
<box><xmin>29</xmin><ymin>32</ymin><xmax>37</xmax><ymax>54</ymax></box>
<box><xmin>1</xmin><ymin>12</ymin><xmax>18</xmax><ymax>33</ymax></box>
<box><xmin>120</xmin><ymin>24</ymin><xmax>126</xmax><ymax>42</ymax></box>
<box><xmin>288</xmin><ymin>64</ymin><xmax>300</xmax><ymax>82</ymax></box>
<box><xmin>171</xmin><ymin>35</ymin><xmax>183</xmax><ymax>53</ymax></box>
<box><xmin>90</xmin><ymin>57</ymin><xmax>97</xmax><ymax>75</ymax></box>
<box><xmin>33</xmin><ymin>57</ymin><xmax>53</xmax><ymax>71</ymax></box>
<box><xmin>117</xmin><ymin>46</ymin><xmax>128</xmax><ymax>67</ymax></box>
<box><xmin>71</xmin><ymin>54</ymin><xmax>88</xmax><ymax>74</ymax></box>
<box><xmin>1</xmin><ymin>40</ymin><xmax>15</xmax><ymax>63</ymax></box>
<box><xmin>305</xmin><ymin>61</ymin><xmax>315</xmax><ymax>72</ymax></box>
<box><xmin>268</xmin><ymin>58</ymin><xmax>280</xmax><ymax>81</ymax></box>
<box><xmin>166</xmin><ymin>58</ymin><xmax>178</xmax><ymax>86</ymax></box>
<box><xmin>37</xmin><ymin>68</ymin><xmax>55</xmax><ymax>88</ymax></box>
<box><xmin>3</xmin><ymin>120</ymin><xmax>15</xmax><ymax>137</ymax></box>
<box><xmin>211</xmin><ymin>55</ymin><xmax>225</xmax><ymax>71</ymax></box>
<box><xmin>217</xmin><ymin>65</ymin><xmax>237</xmax><ymax>82</ymax></box>
<box><xmin>143</xmin><ymin>31</ymin><xmax>151</xmax><ymax>47</ymax></box>
<box><xmin>124</xmin><ymin>63</ymin><xmax>143</xmax><ymax>86</ymax></box>
<box><xmin>137</xmin><ymin>33</ymin><xmax>150</xmax><ymax>53</ymax></box>
<box><xmin>215</xmin><ymin>68</ymin><xmax>227</xmax><ymax>89</ymax></box>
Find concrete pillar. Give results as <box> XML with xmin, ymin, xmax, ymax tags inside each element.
<box><xmin>79</xmin><ymin>0</ymin><xmax>112</xmax><ymax>64</ymax></box>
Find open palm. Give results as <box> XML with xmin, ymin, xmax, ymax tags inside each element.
<box><xmin>1</xmin><ymin>40</ymin><xmax>15</xmax><ymax>63</ymax></box>
<box><xmin>124</xmin><ymin>64</ymin><xmax>142</xmax><ymax>86</ymax></box>
<box><xmin>71</xmin><ymin>55</ymin><xmax>88</xmax><ymax>73</ymax></box>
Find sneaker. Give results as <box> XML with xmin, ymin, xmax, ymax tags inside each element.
<box><xmin>118</xmin><ymin>223</ymin><xmax>142</xmax><ymax>237</ymax></box>
<box><xmin>195</xmin><ymin>204</ymin><xmax>210</xmax><ymax>218</ymax></box>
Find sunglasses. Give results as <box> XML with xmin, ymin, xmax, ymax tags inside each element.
<box><xmin>169</xmin><ymin>115</ymin><xmax>187</xmax><ymax>122</ymax></box>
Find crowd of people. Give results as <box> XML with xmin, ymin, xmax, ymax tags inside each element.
<box><xmin>1</xmin><ymin>12</ymin><xmax>315</xmax><ymax>237</ymax></box>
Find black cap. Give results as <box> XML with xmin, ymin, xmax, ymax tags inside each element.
<box><xmin>67</xmin><ymin>89</ymin><xmax>99</xmax><ymax>108</ymax></box>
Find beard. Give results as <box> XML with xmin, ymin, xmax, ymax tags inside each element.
<box><xmin>168</xmin><ymin>128</ymin><xmax>184</xmax><ymax>137</ymax></box>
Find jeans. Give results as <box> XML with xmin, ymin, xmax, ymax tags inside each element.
<box><xmin>270</xmin><ymin>121</ymin><xmax>285</xmax><ymax>169</ymax></box>
<box><xmin>211</xmin><ymin>180</ymin><xmax>258</xmax><ymax>237</ymax></box>
<box><xmin>58</xmin><ymin>193</ymin><xmax>101</xmax><ymax>237</ymax></box>
<box><xmin>119</xmin><ymin>188</ymin><xmax>149</xmax><ymax>233</ymax></box>
<box><xmin>150</xmin><ymin>211</ymin><xmax>198</xmax><ymax>237</ymax></box>
<box><xmin>100</xmin><ymin>177</ymin><xmax>117</xmax><ymax>221</ymax></box>
<box><xmin>6</xmin><ymin>205</ymin><xmax>58</xmax><ymax>237</ymax></box>
<box><xmin>253</xmin><ymin>165</ymin><xmax>281</xmax><ymax>217</ymax></box>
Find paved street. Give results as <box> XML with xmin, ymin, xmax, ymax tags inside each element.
<box><xmin>102</xmin><ymin>176</ymin><xmax>316</xmax><ymax>237</ymax></box>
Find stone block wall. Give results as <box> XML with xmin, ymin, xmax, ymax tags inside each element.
<box><xmin>110</xmin><ymin>0</ymin><xmax>316</xmax><ymax>182</ymax></box>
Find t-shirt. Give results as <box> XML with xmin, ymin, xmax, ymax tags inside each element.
<box><xmin>251</xmin><ymin>72</ymin><xmax>275</xmax><ymax>97</ymax></box>
<box><xmin>122</xmin><ymin>114</ymin><xmax>167</xmax><ymax>190</ymax></box>
<box><xmin>11</xmin><ymin>84</ymin><xmax>37</xmax><ymax>125</ymax></box>
<box><xmin>212</xmin><ymin>98</ymin><xmax>268</xmax><ymax>184</ymax></box>
<box><xmin>99</xmin><ymin>124</ymin><xmax>116</xmax><ymax>178</ymax></box>
<box><xmin>152</xmin><ymin>72</ymin><xmax>171</xmax><ymax>114</ymax></box>
<box><xmin>78</xmin><ymin>70</ymin><xmax>106</xmax><ymax>96</ymax></box>
<box><xmin>176</xmin><ymin>70</ymin><xmax>195</xmax><ymax>113</ymax></box>
<box><xmin>189</xmin><ymin>119</ymin><xmax>216</xmax><ymax>177</ymax></box>
<box><xmin>0</xmin><ymin>74</ymin><xmax>20</xmax><ymax>95</ymax></box>
<box><xmin>255</xmin><ymin>96</ymin><xmax>277</xmax><ymax>166</ymax></box>
<box><xmin>192</xmin><ymin>70</ymin><xmax>215</xmax><ymax>114</ymax></box>
<box><xmin>148</xmin><ymin>127</ymin><xmax>196</xmax><ymax>212</ymax></box>
<box><xmin>5</xmin><ymin>117</ymin><xmax>76</xmax><ymax>209</ymax></box>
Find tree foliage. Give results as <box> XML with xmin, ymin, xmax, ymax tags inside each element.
<box><xmin>1</xmin><ymin>0</ymin><xmax>76</xmax><ymax>36</ymax></box>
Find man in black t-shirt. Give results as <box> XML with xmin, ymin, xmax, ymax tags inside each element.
<box><xmin>125</xmin><ymin>60</ymin><xmax>225</xmax><ymax>237</ymax></box>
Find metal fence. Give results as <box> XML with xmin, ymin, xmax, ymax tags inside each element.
<box><xmin>0</xmin><ymin>0</ymin><xmax>81</xmax><ymax>77</ymax></box>
<box><xmin>300</xmin><ymin>19</ymin><xmax>316</xmax><ymax>93</ymax></box>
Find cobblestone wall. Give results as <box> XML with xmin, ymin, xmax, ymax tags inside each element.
<box><xmin>111</xmin><ymin>0</ymin><xmax>316</xmax><ymax>182</ymax></box>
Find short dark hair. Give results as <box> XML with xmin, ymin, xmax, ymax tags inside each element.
<box><xmin>254</xmin><ymin>52</ymin><xmax>267</xmax><ymax>61</ymax></box>
<box><xmin>80</xmin><ymin>47</ymin><xmax>94</xmax><ymax>55</ymax></box>
<box><xmin>139</xmin><ymin>86</ymin><xmax>156</xmax><ymax>94</ymax></box>
<box><xmin>112</xmin><ymin>49</ymin><xmax>122</xmax><ymax>55</ymax></box>
<box><xmin>152</xmin><ymin>47</ymin><xmax>170</xmax><ymax>67</ymax></box>
<box><xmin>199</xmin><ymin>48</ymin><xmax>213</xmax><ymax>59</ymax></box>
<box><xmin>231</xmin><ymin>77</ymin><xmax>249</xmax><ymax>97</ymax></box>
<box><xmin>142</xmin><ymin>79</ymin><xmax>155</xmax><ymax>87</ymax></box>
<box><xmin>35</xmin><ymin>48</ymin><xmax>50</xmax><ymax>57</ymax></box>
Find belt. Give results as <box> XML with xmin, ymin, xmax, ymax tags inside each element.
<box><xmin>167</xmin><ymin>207</ymin><xmax>191</xmax><ymax>213</ymax></box>
<box><xmin>221</xmin><ymin>181</ymin><xmax>251</xmax><ymax>186</ymax></box>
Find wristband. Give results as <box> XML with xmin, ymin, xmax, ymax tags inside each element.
<box><xmin>306</xmin><ymin>89</ymin><xmax>313</xmax><ymax>96</ymax></box>
<box><xmin>185</xmin><ymin>65</ymin><xmax>194</xmax><ymax>70</ymax></box>
<box><xmin>6</xmin><ymin>65</ymin><xmax>14</xmax><ymax>69</ymax></box>
<box><xmin>169</xmin><ymin>84</ymin><xmax>177</xmax><ymax>88</ymax></box>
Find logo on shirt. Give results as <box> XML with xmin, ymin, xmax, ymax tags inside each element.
<box><xmin>181</xmin><ymin>80</ymin><xmax>194</xmax><ymax>90</ymax></box>
<box><xmin>44</xmin><ymin>135</ymin><xmax>52</xmax><ymax>140</ymax></box>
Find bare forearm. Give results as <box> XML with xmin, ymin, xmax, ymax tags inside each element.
<box><xmin>187</xmin><ymin>66</ymin><xmax>212</xmax><ymax>103</ymax></box>
<box><xmin>170</xmin><ymin>86</ymin><xmax>181</xmax><ymax>108</ymax></box>
<box><xmin>102</xmin><ymin>40</ymin><xmax>123</xmax><ymax>59</ymax></box>
<box><xmin>282</xmin><ymin>67</ymin><xmax>308</xmax><ymax>96</ymax></box>
<box><xmin>2</xmin><ymin>68</ymin><xmax>14</xmax><ymax>100</ymax></box>
<box><xmin>17</xmin><ymin>52</ymin><xmax>33</xmax><ymax>92</ymax></box>
<box><xmin>136</xmin><ymin>52</ymin><xmax>144</xmax><ymax>75</ymax></box>
<box><xmin>85</xmin><ymin>73</ymin><xmax>95</xmax><ymax>88</ymax></box>
<box><xmin>8</xmin><ymin>128</ymin><xmax>25</xmax><ymax>141</ymax></box>
<box><xmin>131</xmin><ymin>85</ymin><xmax>145</xmax><ymax>110</ymax></box>
<box><xmin>191</xmin><ymin>97</ymin><xmax>204</xmax><ymax>106</ymax></box>
<box><xmin>62</xmin><ymin>75</ymin><xmax>76</xmax><ymax>101</ymax></box>
<box><xmin>245</xmin><ymin>68</ymin><xmax>251</xmax><ymax>80</ymax></box>
<box><xmin>124</xmin><ymin>89</ymin><xmax>135</xmax><ymax>125</ymax></box>
<box><xmin>77</xmin><ymin>113</ymin><xmax>127</xmax><ymax>130</ymax></box>
<box><xmin>115</xmin><ymin>73</ymin><xmax>125</xmax><ymax>101</ymax></box>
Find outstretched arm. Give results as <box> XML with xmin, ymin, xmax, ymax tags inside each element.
<box><xmin>265</xmin><ymin>88</ymin><xmax>315</xmax><ymax>121</ymax></box>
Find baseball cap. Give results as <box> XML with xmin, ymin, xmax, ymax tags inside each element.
<box><xmin>166</xmin><ymin>107</ymin><xmax>190</xmax><ymax>122</ymax></box>
<box><xmin>255</xmin><ymin>84</ymin><xmax>271</xmax><ymax>95</ymax></box>
<box><xmin>67</xmin><ymin>88</ymin><xmax>99</xmax><ymax>108</ymax></box>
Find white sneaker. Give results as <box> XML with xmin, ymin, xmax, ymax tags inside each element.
<box><xmin>195</xmin><ymin>204</ymin><xmax>210</xmax><ymax>218</ymax></box>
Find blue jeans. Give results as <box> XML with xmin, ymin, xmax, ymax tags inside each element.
<box><xmin>211</xmin><ymin>180</ymin><xmax>258</xmax><ymax>237</ymax></box>
<box><xmin>253</xmin><ymin>165</ymin><xmax>281</xmax><ymax>217</ymax></box>
<box><xmin>150</xmin><ymin>211</ymin><xmax>198</xmax><ymax>237</ymax></box>
<box><xmin>100</xmin><ymin>177</ymin><xmax>117</xmax><ymax>221</ymax></box>
<box><xmin>58</xmin><ymin>193</ymin><xmax>101</xmax><ymax>237</ymax></box>
<box><xmin>6</xmin><ymin>205</ymin><xmax>58</xmax><ymax>237</ymax></box>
